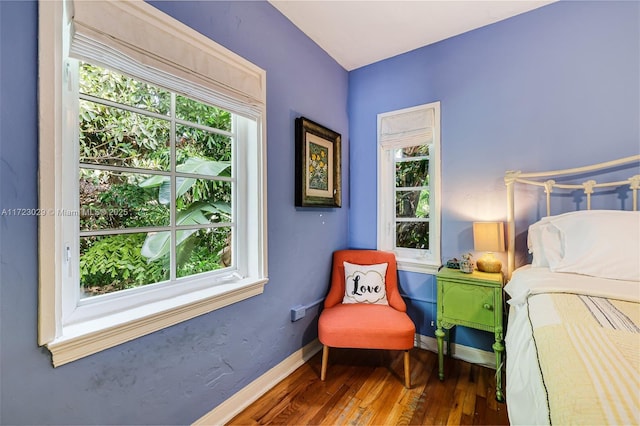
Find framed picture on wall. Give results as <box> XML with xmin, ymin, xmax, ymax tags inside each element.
<box><xmin>295</xmin><ymin>117</ymin><xmax>342</xmax><ymax>207</ymax></box>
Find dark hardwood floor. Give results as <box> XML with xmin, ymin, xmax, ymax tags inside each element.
<box><xmin>227</xmin><ymin>347</ymin><xmax>509</xmax><ymax>425</ymax></box>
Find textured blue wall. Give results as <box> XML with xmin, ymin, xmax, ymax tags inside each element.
<box><xmin>0</xmin><ymin>1</ymin><xmax>348</xmax><ymax>424</ymax></box>
<box><xmin>1</xmin><ymin>0</ymin><xmax>639</xmax><ymax>423</ymax></box>
<box><xmin>348</xmin><ymin>0</ymin><xmax>639</xmax><ymax>349</ymax></box>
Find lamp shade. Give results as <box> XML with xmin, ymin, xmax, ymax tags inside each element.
<box><xmin>473</xmin><ymin>222</ymin><xmax>505</xmax><ymax>253</ymax></box>
<box><xmin>473</xmin><ymin>222</ymin><xmax>505</xmax><ymax>273</ymax></box>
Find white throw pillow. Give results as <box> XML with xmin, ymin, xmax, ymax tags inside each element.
<box><xmin>342</xmin><ymin>261</ymin><xmax>389</xmax><ymax>305</ymax></box>
<box><xmin>548</xmin><ymin>210</ymin><xmax>640</xmax><ymax>281</ymax></box>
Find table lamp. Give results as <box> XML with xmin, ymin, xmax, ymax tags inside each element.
<box><xmin>473</xmin><ymin>221</ymin><xmax>505</xmax><ymax>273</ymax></box>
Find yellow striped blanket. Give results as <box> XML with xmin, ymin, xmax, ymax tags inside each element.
<box><xmin>530</xmin><ymin>293</ymin><xmax>640</xmax><ymax>425</ymax></box>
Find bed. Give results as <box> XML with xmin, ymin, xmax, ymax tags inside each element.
<box><xmin>502</xmin><ymin>155</ymin><xmax>640</xmax><ymax>425</ymax></box>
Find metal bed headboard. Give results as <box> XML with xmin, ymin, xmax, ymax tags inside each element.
<box><xmin>504</xmin><ymin>154</ymin><xmax>640</xmax><ymax>279</ymax></box>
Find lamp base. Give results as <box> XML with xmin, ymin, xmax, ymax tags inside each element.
<box><xmin>477</xmin><ymin>253</ymin><xmax>502</xmax><ymax>273</ymax></box>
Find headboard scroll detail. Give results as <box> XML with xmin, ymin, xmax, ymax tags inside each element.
<box><xmin>504</xmin><ymin>154</ymin><xmax>640</xmax><ymax>279</ymax></box>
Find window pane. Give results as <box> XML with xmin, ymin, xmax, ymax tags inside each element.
<box><xmin>176</xmin><ymin>124</ymin><xmax>232</xmax><ymax>176</ymax></box>
<box><xmin>79</xmin><ymin>62</ymin><xmax>171</xmax><ymax>115</ymax></box>
<box><xmin>396</xmin><ymin>159</ymin><xmax>429</xmax><ymax>187</ymax></box>
<box><xmin>396</xmin><ymin>190</ymin><xmax>430</xmax><ymax>218</ymax></box>
<box><xmin>176</xmin><ymin>179</ymin><xmax>231</xmax><ymax>224</ymax></box>
<box><xmin>79</xmin><ymin>99</ymin><xmax>171</xmax><ymax>170</ymax></box>
<box><xmin>176</xmin><ymin>95</ymin><xmax>232</xmax><ymax>132</ymax></box>
<box><xmin>177</xmin><ymin>227</ymin><xmax>231</xmax><ymax>278</ymax></box>
<box><xmin>80</xmin><ymin>169</ymin><xmax>170</xmax><ymax>231</ymax></box>
<box><xmin>396</xmin><ymin>222</ymin><xmax>429</xmax><ymax>250</ymax></box>
<box><xmin>394</xmin><ymin>144</ymin><xmax>430</xmax><ymax>159</ymax></box>
<box><xmin>76</xmin><ymin>61</ymin><xmax>236</xmax><ymax>299</ymax></box>
<box><xmin>80</xmin><ymin>232</ymin><xmax>170</xmax><ymax>298</ymax></box>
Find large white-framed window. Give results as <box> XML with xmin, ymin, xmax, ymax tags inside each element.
<box><xmin>38</xmin><ymin>0</ymin><xmax>268</xmax><ymax>366</ymax></box>
<box><xmin>377</xmin><ymin>102</ymin><xmax>441</xmax><ymax>274</ymax></box>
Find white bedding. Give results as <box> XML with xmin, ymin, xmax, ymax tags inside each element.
<box><xmin>504</xmin><ymin>266</ymin><xmax>640</xmax><ymax>425</ymax></box>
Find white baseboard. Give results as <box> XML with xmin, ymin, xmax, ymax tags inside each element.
<box><xmin>193</xmin><ymin>339</ymin><xmax>323</xmax><ymax>426</ymax></box>
<box><xmin>414</xmin><ymin>334</ymin><xmax>496</xmax><ymax>369</ymax></box>
<box><xmin>194</xmin><ymin>335</ymin><xmax>495</xmax><ymax>425</ymax></box>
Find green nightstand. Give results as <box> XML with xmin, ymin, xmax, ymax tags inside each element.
<box><xmin>436</xmin><ymin>267</ymin><xmax>505</xmax><ymax>402</ymax></box>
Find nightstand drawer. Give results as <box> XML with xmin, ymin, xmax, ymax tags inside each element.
<box><xmin>441</xmin><ymin>282</ymin><xmax>496</xmax><ymax>329</ymax></box>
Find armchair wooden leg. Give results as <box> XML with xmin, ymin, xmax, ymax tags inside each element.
<box><xmin>321</xmin><ymin>345</ymin><xmax>329</xmax><ymax>381</ymax></box>
<box><xmin>404</xmin><ymin>350</ymin><xmax>411</xmax><ymax>388</ymax></box>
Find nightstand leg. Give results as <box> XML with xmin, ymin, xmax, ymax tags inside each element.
<box><xmin>436</xmin><ymin>327</ymin><xmax>445</xmax><ymax>381</ymax></box>
<box><xmin>493</xmin><ymin>336</ymin><xmax>505</xmax><ymax>402</ymax></box>
<box><xmin>445</xmin><ymin>328</ymin><xmax>451</xmax><ymax>355</ymax></box>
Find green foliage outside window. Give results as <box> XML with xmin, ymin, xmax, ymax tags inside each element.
<box><xmin>78</xmin><ymin>63</ymin><xmax>233</xmax><ymax>296</ymax></box>
<box><xmin>395</xmin><ymin>145</ymin><xmax>430</xmax><ymax>250</ymax></box>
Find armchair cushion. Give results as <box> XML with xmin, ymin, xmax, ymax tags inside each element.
<box><xmin>318</xmin><ymin>304</ymin><xmax>415</xmax><ymax>350</ymax></box>
<box><xmin>342</xmin><ymin>261</ymin><xmax>389</xmax><ymax>305</ymax></box>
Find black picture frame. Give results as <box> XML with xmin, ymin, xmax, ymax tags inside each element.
<box><xmin>295</xmin><ymin>117</ymin><xmax>342</xmax><ymax>207</ymax></box>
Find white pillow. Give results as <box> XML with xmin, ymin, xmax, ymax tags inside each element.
<box><xmin>528</xmin><ymin>218</ymin><xmax>563</xmax><ymax>268</ymax></box>
<box><xmin>342</xmin><ymin>261</ymin><xmax>389</xmax><ymax>305</ymax></box>
<box><xmin>547</xmin><ymin>210</ymin><xmax>640</xmax><ymax>281</ymax></box>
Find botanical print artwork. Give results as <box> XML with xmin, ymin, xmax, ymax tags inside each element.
<box><xmin>308</xmin><ymin>142</ymin><xmax>329</xmax><ymax>191</ymax></box>
<box><xmin>295</xmin><ymin>116</ymin><xmax>340</xmax><ymax>207</ymax></box>
<box><xmin>302</xmin><ymin>131</ymin><xmax>334</xmax><ymax>200</ymax></box>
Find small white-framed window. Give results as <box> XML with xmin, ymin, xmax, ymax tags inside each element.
<box><xmin>377</xmin><ymin>102</ymin><xmax>441</xmax><ymax>274</ymax></box>
<box><xmin>38</xmin><ymin>0</ymin><xmax>267</xmax><ymax>366</ymax></box>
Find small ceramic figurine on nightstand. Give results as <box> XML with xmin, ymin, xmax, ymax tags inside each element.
<box><xmin>459</xmin><ymin>253</ymin><xmax>474</xmax><ymax>273</ymax></box>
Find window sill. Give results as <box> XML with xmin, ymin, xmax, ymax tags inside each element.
<box><xmin>396</xmin><ymin>258</ymin><xmax>441</xmax><ymax>275</ymax></box>
<box><xmin>45</xmin><ymin>277</ymin><xmax>268</xmax><ymax>367</ymax></box>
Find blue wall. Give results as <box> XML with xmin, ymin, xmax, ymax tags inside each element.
<box><xmin>1</xmin><ymin>0</ymin><xmax>639</xmax><ymax>424</ymax></box>
<box><xmin>348</xmin><ymin>0</ymin><xmax>639</xmax><ymax>349</ymax></box>
<box><xmin>0</xmin><ymin>1</ymin><xmax>348</xmax><ymax>424</ymax></box>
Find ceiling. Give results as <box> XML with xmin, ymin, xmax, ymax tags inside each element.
<box><xmin>269</xmin><ymin>1</ymin><xmax>556</xmax><ymax>71</ymax></box>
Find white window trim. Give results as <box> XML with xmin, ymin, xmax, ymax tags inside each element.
<box><xmin>38</xmin><ymin>0</ymin><xmax>268</xmax><ymax>367</ymax></box>
<box><xmin>377</xmin><ymin>102</ymin><xmax>441</xmax><ymax>274</ymax></box>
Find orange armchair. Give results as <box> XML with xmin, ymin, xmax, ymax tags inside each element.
<box><xmin>318</xmin><ymin>250</ymin><xmax>416</xmax><ymax>387</ymax></box>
